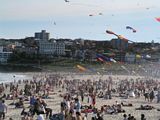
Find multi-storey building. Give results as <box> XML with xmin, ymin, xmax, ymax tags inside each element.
<box><xmin>35</xmin><ymin>30</ymin><xmax>65</xmax><ymax>56</ymax></box>
<box><xmin>39</xmin><ymin>40</ymin><xmax>65</xmax><ymax>56</ymax></box>
<box><xmin>110</xmin><ymin>38</ymin><xmax>128</xmax><ymax>50</ymax></box>
<box><xmin>0</xmin><ymin>46</ymin><xmax>12</xmax><ymax>63</ymax></box>
<box><xmin>35</xmin><ymin>30</ymin><xmax>49</xmax><ymax>41</ymax></box>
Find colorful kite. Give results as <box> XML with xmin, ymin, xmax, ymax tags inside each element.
<box><xmin>117</xmin><ymin>35</ymin><xmax>129</xmax><ymax>42</ymax></box>
<box><xmin>106</xmin><ymin>30</ymin><xmax>116</xmax><ymax>35</ymax></box>
<box><xmin>76</xmin><ymin>65</ymin><xmax>86</xmax><ymax>71</ymax></box>
<box><xmin>97</xmin><ymin>57</ymin><xmax>105</xmax><ymax>62</ymax></box>
<box><xmin>96</xmin><ymin>54</ymin><xmax>110</xmax><ymax>62</ymax></box>
<box><xmin>110</xmin><ymin>58</ymin><xmax>117</xmax><ymax>63</ymax></box>
<box><xmin>96</xmin><ymin>54</ymin><xmax>117</xmax><ymax>63</ymax></box>
<box><xmin>106</xmin><ymin>29</ymin><xmax>134</xmax><ymax>43</ymax></box>
<box><xmin>155</xmin><ymin>17</ymin><xmax>160</xmax><ymax>22</ymax></box>
<box><xmin>126</xmin><ymin>26</ymin><xmax>136</xmax><ymax>33</ymax></box>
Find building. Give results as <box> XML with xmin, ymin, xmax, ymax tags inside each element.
<box><xmin>0</xmin><ymin>46</ymin><xmax>12</xmax><ymax>64</ymax></box>
<box><xmin>125</xmin><ymin>53</ymin><xmax>136</xmax><ymax>63</ymax></box>
<box><xmin>39</xmin><ymin>40</ymin><xmax>65</xmax><ymax>56</ymax></box>
<box><xmin>35</xmin><ymin>30</ymin><xmax>49</xmax><ymax>41</ymax></box>
<box><xmin>110</xmin><ymin>39</ymin><xmax>128</xmax><ymax>50</ymax></box>
<box><xmin>15</xmin><ymin>46</ymin><xmax>38</xmax><ymax>55</ymax></box>
<box><xmin>35</xmin><ymin>30</ymin><xmax>65</xmax><ymax>56</ymax></box>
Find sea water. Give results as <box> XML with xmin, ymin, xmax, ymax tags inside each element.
<box><xmin>0</xmin><ymin>72</ymin><xmax>32</xmax><ymax>83</ymax></box>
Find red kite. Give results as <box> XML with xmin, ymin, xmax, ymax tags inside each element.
<box><xmin>155</xmin><ymin>17</ymin><xmax>160</xmax><ymax>22</ymax></box>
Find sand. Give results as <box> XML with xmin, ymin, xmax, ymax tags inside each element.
<box><xmin>2</xmin><ymin>73</ymin><xmax>160</xmax><ymax>120</ymax></box>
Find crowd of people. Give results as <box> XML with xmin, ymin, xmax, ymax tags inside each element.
<box><xmin>0</xmin><ymin>72</ymin><xmax>160</xmax><ymax>120</ymax></box>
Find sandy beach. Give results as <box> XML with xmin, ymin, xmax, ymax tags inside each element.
<box><xmin>0</xmin><ymin>72</ymin><xmax>160</xmax><ymax>120</ymax></box>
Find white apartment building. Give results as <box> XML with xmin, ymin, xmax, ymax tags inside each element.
<box><xmin>0</xmin><ymin>46</ymin><xmax>12</xmax><ymax>63</ymax></box>
<box><xmin>39</xmin><ymin>40</ymin><xmax>65</xmax><ymax>56</ymax></box>
<box><xmin>35</xmin><ymin>30</ymin><xmax>65</xmax><ymax>56</ymax></box>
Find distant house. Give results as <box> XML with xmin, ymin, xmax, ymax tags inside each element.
<box><xmin>0</xmin><ymin>46</ymin><xmax>12</xmax><ymax>64</ymax></box>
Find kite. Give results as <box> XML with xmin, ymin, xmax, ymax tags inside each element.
<box><xmin>76</xmin><ymin>64</ymin><xmax>98</xmax><ymax>74</ymax></box>
<box><xmin>146</xmin><ymin>55</ymin><xmax>151</xmax><ymax>58</ymax></box>
<box><xmin>106</xmin><ymin>30</ymin><xmax>134</xmax><ymax>43</ymax></box>
<box><xmin>126</xmin><ymin>26</ymin><xmax>136</xmax><ymax>33</ymax></box>
<box><xmin>106</xmin><ymin>30</ymin><xmax>116</xmax><ymax>35</ymax></box>
<box><xmin>76</xmin><ymin>65</ymin><xmax>86</xmax><ymax>71</ymax></box>
<box><xmin>64</xmin><ymin>0</ymin><xmax>69</xmax><ymax>2</ymax></box>
<box><xmin>89</xmin><ymin>14</ymin><xmax>94</xmax><ymax>16</ymax></box>
<box><xmin>96</xmin><ymin>54</ymin><xmax>110</xmax><ymax>62</ymax></box>
<box><xmin>99</xmin><ymin>13</ymin><xmax>103</xmax><ymax>15</ymax></box>
<box><xmin>97</xmin><ymin>57</ymin><xmax>105</xmax><ymax>62</ymax></box>
<box><xmin>96</xmin><ymin>54</ymin><xmax>117</xmax><ymax>63</ymax></box>
<box><xmin>117</xmin><ymin>35</ymin><xmax>129</xmax><ymax>42</ymax></box>
<box><xmin>110</xmin><ymin>58</ymin><xmax>117</xmax><ymax>63</ymax></box>
<box><xmin>136</xmin><ymin>54</ymin><xmax>141</xmax><ymax>59</ymax></box>
<box><xmin>155</xmin><ymin>17</ymin><xmax>160</xmax><ymax>22</ymax></box>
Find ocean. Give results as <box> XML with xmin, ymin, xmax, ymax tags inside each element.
<box><xmin>0</xmin><ymin>72</ymin><xmax>32</xmax><ymax>83</ymax></box>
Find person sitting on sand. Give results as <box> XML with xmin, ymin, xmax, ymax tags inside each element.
<box><xmin>40</xmin><ymin>98</ymin><xmax>52</xmax><ymax>118</ymax></box>
<box><xmin>31</xmin><ymin>98</ymin><xmax>45</xmax><ymax>116</ymax></box>
<box><xmin>105</xmin><ymin>105</ymin><xmax>115</xmax><ymax>114</ymax></box>
<box><xmin>121</xmin><ymin>102</ymin><xmax>133</xmax><ymax>107</ymax></box>
<box><xmin>136</xmin><ymin>105</ymin><xmax>154</xmax><ymax>110</ymax></box>
<box><xmin>96</xmin><ymin>112</ymin><xmax>104</xmax><ymax>120</ymax></box>
<box><xmin>76</xmin><ymin>112</ymin><xmax>83</xmax><ymax>120</ymax></box>
<box><xmin>21</xmin><ymin>108</ymin><xmax>33</xmax><ymax>120</ymax></box>
<box><xmin>98</xmin><ymin>91</ymin><xmax>104</xmax><ymax>98</ymax></box>
<box><xmin>15</xmin><ymin>98</ymin><xmax>24</xmax><ymax>108</ymax></box>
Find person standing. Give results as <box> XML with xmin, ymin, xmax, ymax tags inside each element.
<box><xmin>80</xmin><ymin>89</ymin><xmax>84</xmax><ymax>102</ymax></box>
<box><xmin>0</xmin><ymin>100</ymin><xmax>7</xmax><ymax>119</ymax></box>
<box><xmin>141</xmin><ymin>114</ymin><xmax>146</xmax><ymax>120</ymax></box>
<box><xmin>157</xmin><ymin>91</ymin><xmax>160</xmax><ymax>103</ymax></box>
<box><xmin>149</xmin><ymin>89</ymin><xmax>154</xmax><ymax>102</ymax></box>
<box><xmin>123</xmin><ymin>114</ymin><xmax>127</xmax><ymax>120</ymax></box>
<box><xmin>75</xmin><ymin>98</ymin><xmax>81</xmax><ymax>113</ymax></box>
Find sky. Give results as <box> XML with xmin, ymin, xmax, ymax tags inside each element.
<box><xmin>0</xmin><ymin>0</ymin><xmax>160</xmax><ymax>42</ymax></box>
